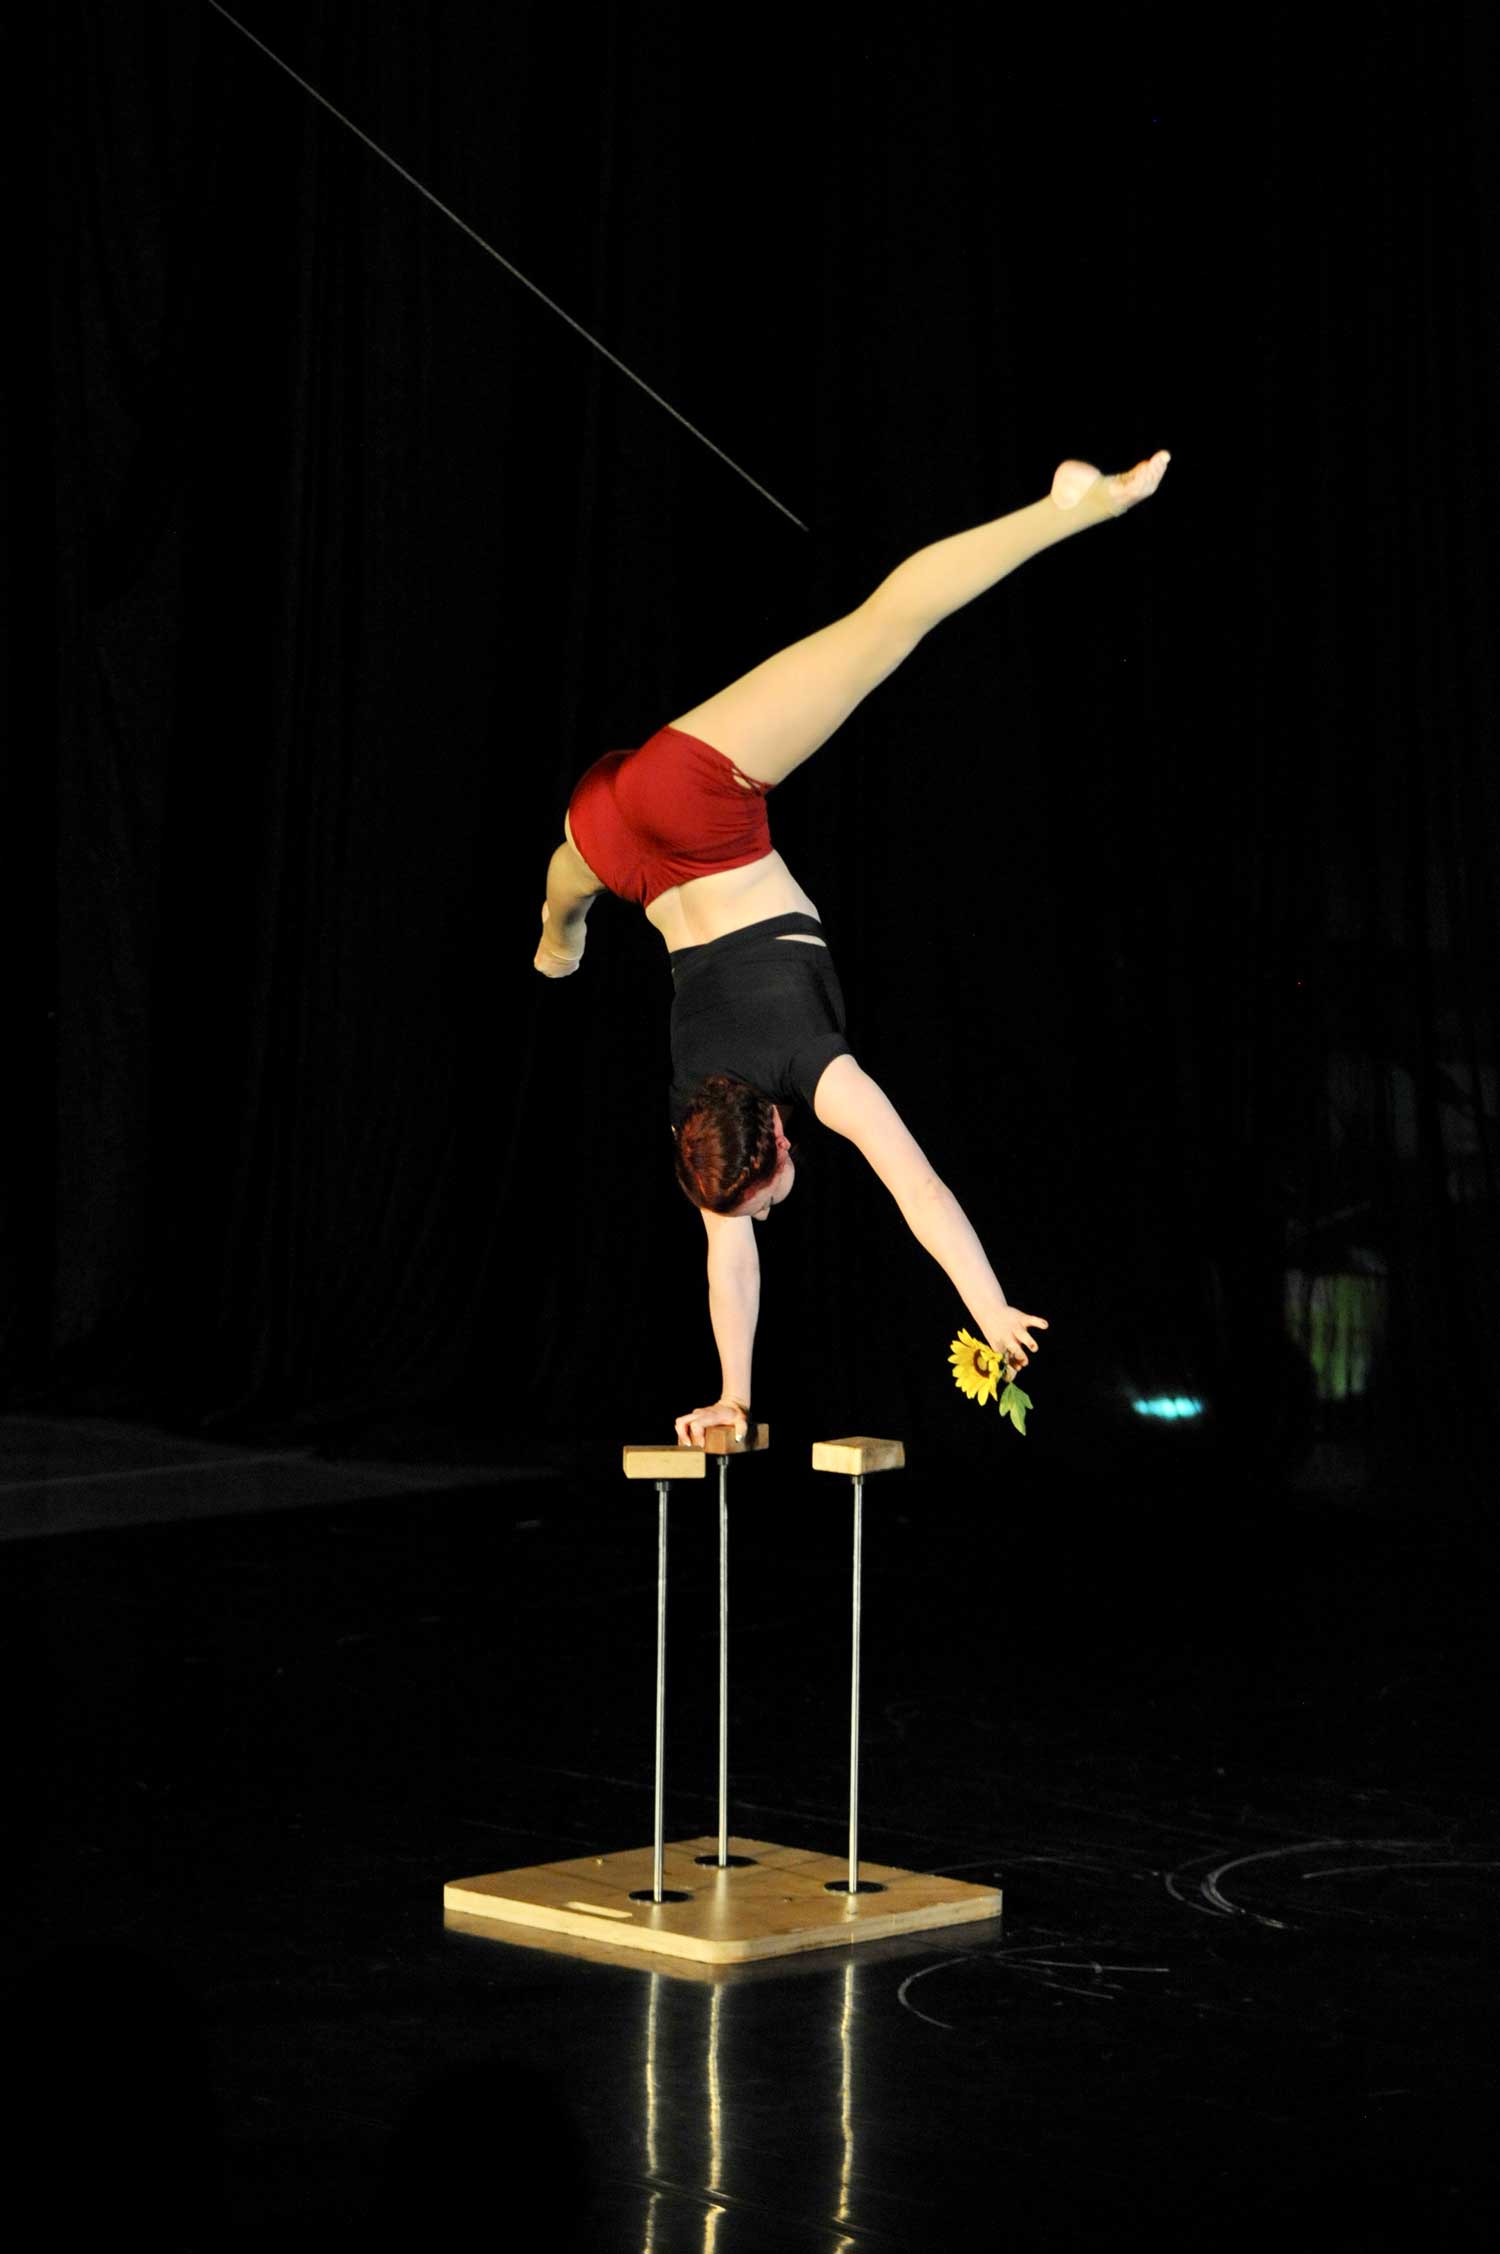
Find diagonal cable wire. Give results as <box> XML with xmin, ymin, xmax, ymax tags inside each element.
<box><xmin>203</xmin><ymin>0</ymin><xmax>810</xmax><ymax>531</ymax></box>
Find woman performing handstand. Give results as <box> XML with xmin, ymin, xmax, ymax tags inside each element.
<box><xmin>534</xmin><ymin>453</ymin><xmax>1170</xmax><ymax>1448</ymax></box>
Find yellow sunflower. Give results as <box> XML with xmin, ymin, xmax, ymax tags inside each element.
<box><xmin>949</xmin><ymin>1328</ymin><xmax>1007</xmax><ymax>1407</ymax></box>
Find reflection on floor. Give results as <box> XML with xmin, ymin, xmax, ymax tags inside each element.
<box><xmin>2</xmin><ymin>1414</ymin><xmax>1496</xmax><ymax>2247</ymax></box>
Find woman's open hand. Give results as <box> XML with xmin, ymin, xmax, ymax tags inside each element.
<box><xmin>534</xmin><ymin>902</ymin><xmax>584</xmax><ymax>978</ymax></box>
<box><xmin>984</xmin><ymin>1305</ymin><xmax>1048</xmax><ymax>1376</ymax></box>
<box><xmin>674</xmin><ymin>1398</ymin><xmax>750</xmax><ymax>1447</ymax></box>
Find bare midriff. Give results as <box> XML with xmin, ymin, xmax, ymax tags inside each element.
<box><xmin>644</xmin><ymin>851</ymin><xmax>826</xmax><ymax>951</ymax></box>
<box><xmin>564</xmin><ymin>811</ymin><xmax>826</xmax><ymax>953</ymax></box>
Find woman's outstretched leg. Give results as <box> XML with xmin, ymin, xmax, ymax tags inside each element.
<box><xmin>669</xmin><ymin>453</ymin><xmax>1170</xmax><ymax>790</ymax></box>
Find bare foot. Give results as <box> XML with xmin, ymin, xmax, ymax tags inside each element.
<box><xmin>1052</xmin><ymin>449</ymin><xmax>1171</xmax><ymax>514</ymax></box>
<box><xmin>534</xmin><ymin>901</ymin><xmax>585</xmax><ymax>978</ymax></box>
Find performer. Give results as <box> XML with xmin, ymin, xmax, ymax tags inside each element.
<box><xmin>534</xmin><ymin>454</ymin><xmax>1171</xmax><ymax>1446</ymax></box>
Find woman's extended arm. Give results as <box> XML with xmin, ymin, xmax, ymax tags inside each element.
<box><xmin>813</xmin><ymin>1055</ymin><xmax>1047</xmax><ymax>1371</ymax></box>
<box><xmin>898</xmin><ymin>1182</ymin><xmax>1046</xmax><ymax>1372</ymax></box>
<box><xmin>674</xmin><ymin>1213</ymin><xmax>760</xmax><ymax>1445</ymax></box>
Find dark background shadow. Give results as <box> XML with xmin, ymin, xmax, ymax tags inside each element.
<box><xmin>5</xmin><ymin>1941</ymin><xmax>229</xmax><ymax>2242</ymax></box>
<box><xmin>10</xmin><ymin>2</ymin><xmax>1499</xmax><ymax>1504</ymax></box>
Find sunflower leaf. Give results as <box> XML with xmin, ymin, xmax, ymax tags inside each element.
<box><xmin>998</xmin><ymin>1381</ymin><xmax>1033</xmax><ymax>1435</ymax></box>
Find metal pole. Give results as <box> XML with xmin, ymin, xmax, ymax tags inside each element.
<box><xmin>718</xmin><ymin>1454</ymin><xmax>730</xmax><ymax>1866</ymax></box>
<box><xmin>848</xmin><ymin>1472</ymin><xmax>864</xmax><ymax>1894</ymax></box>
<box><xmin>653</xmin><ymin>1478</ymin><xmax>668</xmax><ymax>1904</ymax></box>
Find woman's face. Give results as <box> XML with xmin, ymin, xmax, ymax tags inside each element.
<box><xmin>738</xmin><ymin>1109</ymin><xmax>795</xmax><ymax>1222</ymax></box>
<box><xmin>742</xmin><ymin>1150</ymin><xmax>795</xmax><ymax>1223</ymax></box>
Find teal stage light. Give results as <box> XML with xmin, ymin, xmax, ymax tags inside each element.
<box><xmin>1131</xmin><ymin>1396</ymin><xmax>1204</xmax><ymax>1421</ymax></box>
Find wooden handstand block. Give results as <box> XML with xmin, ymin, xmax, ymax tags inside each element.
<box><xmin>811</xmin><ymin>1436</ymin><xmax>906</xmax><ymax>1477</ymax></box>
<box><xmin>702</xmin><ymin>1423</ymin><xmax>770</xmax><ymax>1456</ymax></box>
<box><xmin>622</xmin><ymin>1427</ymin><xmax>771</xmax><ymax>1480</ymax></box>
<box><xmin>622</xmin><ymin>1446</ymin><xmax>708</xmax><ymax>1481</ymax></box>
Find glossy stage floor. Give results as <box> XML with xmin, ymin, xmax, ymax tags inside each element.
<box><xmin>3</xmin><ymin>1412</ymin><xmax>1496</xmax><ymax>2248</ymax></box>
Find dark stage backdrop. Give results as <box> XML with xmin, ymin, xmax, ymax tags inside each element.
<box><xmin>16</xmin><ymin>1</ymin><xmax>1500</xmax><ymax>1497</ymax></box>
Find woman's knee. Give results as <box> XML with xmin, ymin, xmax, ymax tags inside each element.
<box><xmin>854</xmin><ymin>590</ymin><xmax>927</xmax><ymax>679</ymax></box>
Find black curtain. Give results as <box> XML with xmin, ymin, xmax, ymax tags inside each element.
<box><xmin>16</xmin><ymin>0</ymin><xmax>1500</xmax><ymax>1493</ymax></box>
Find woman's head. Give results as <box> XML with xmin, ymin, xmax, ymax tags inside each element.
<box><xmin>673</xmin><ymin>1074</ymin><xmax>796</xmax><ymax>1218</ymax></box>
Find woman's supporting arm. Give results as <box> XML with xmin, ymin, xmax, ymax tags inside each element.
<box><xmin>706</xmin><ymin>1219</ymin><xmax>760</xmax><ymax>1413</ymax></box>
<box><xmin>675</xmin><ymin>1215</ymin><xmax>761</xmax><ymax>1445</ymax></box>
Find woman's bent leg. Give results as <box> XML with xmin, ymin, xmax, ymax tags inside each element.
<box><xmin>670</xmin><ymin>453</ymin><xmax>1169</xmax><ymax>790</ymax></box>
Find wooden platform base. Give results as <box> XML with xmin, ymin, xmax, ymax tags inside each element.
<box><xmin>443</xmin><ymin>1836</ymin><xmax>1002</xmax><ymax>1965</ymax></box>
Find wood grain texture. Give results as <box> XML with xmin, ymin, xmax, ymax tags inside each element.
<box><xmin>443</xmin><ymin>1836</ymin><xmax>1001</xmax><ymax>1964</ymax></box>
<box><xmin>621</xmin><ymin>1446</ymin><xmax>709</xmax><ymax>1480</ymax></box>
<box><xmin>810</xmin><ymin>1437</ymin><xmax>906</xmax><ymax>1476</ymax></box>
<box><xmin>703</xmin><ymin>1423</ymin><xmax>770</xmax><ymax>1455</ymax></box>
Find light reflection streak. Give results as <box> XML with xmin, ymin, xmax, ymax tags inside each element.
<box><xmin>642</xmin><ymin>1972</ymin><xmax>661</xmax><ymax>2253</ymax></box>
<box><xmin>635</xmin><ymin>1953</ymin><xmax>865</xmax><ymax>2251</ymax></box>
<box><xmin>704</xmin><ymin>1981</ymin><xmax>724</xmax><ymax>2250</ymax></box>
<box><xmin>834</xmin><ymin>1958</ymin><xmax>855</xmax><ymax>2239</ymax></box>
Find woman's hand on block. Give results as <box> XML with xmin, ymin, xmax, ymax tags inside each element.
<box><xmin>674</xmin><ymin>1399</ymin><xmax>749</xmax><ymax>1447</ymax></box>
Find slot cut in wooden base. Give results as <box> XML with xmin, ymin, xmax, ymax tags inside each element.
<box><xmin>443</xmin><ymin>1836</ymin><xmax>1002</xmax><ymax>1965</ymax></box>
